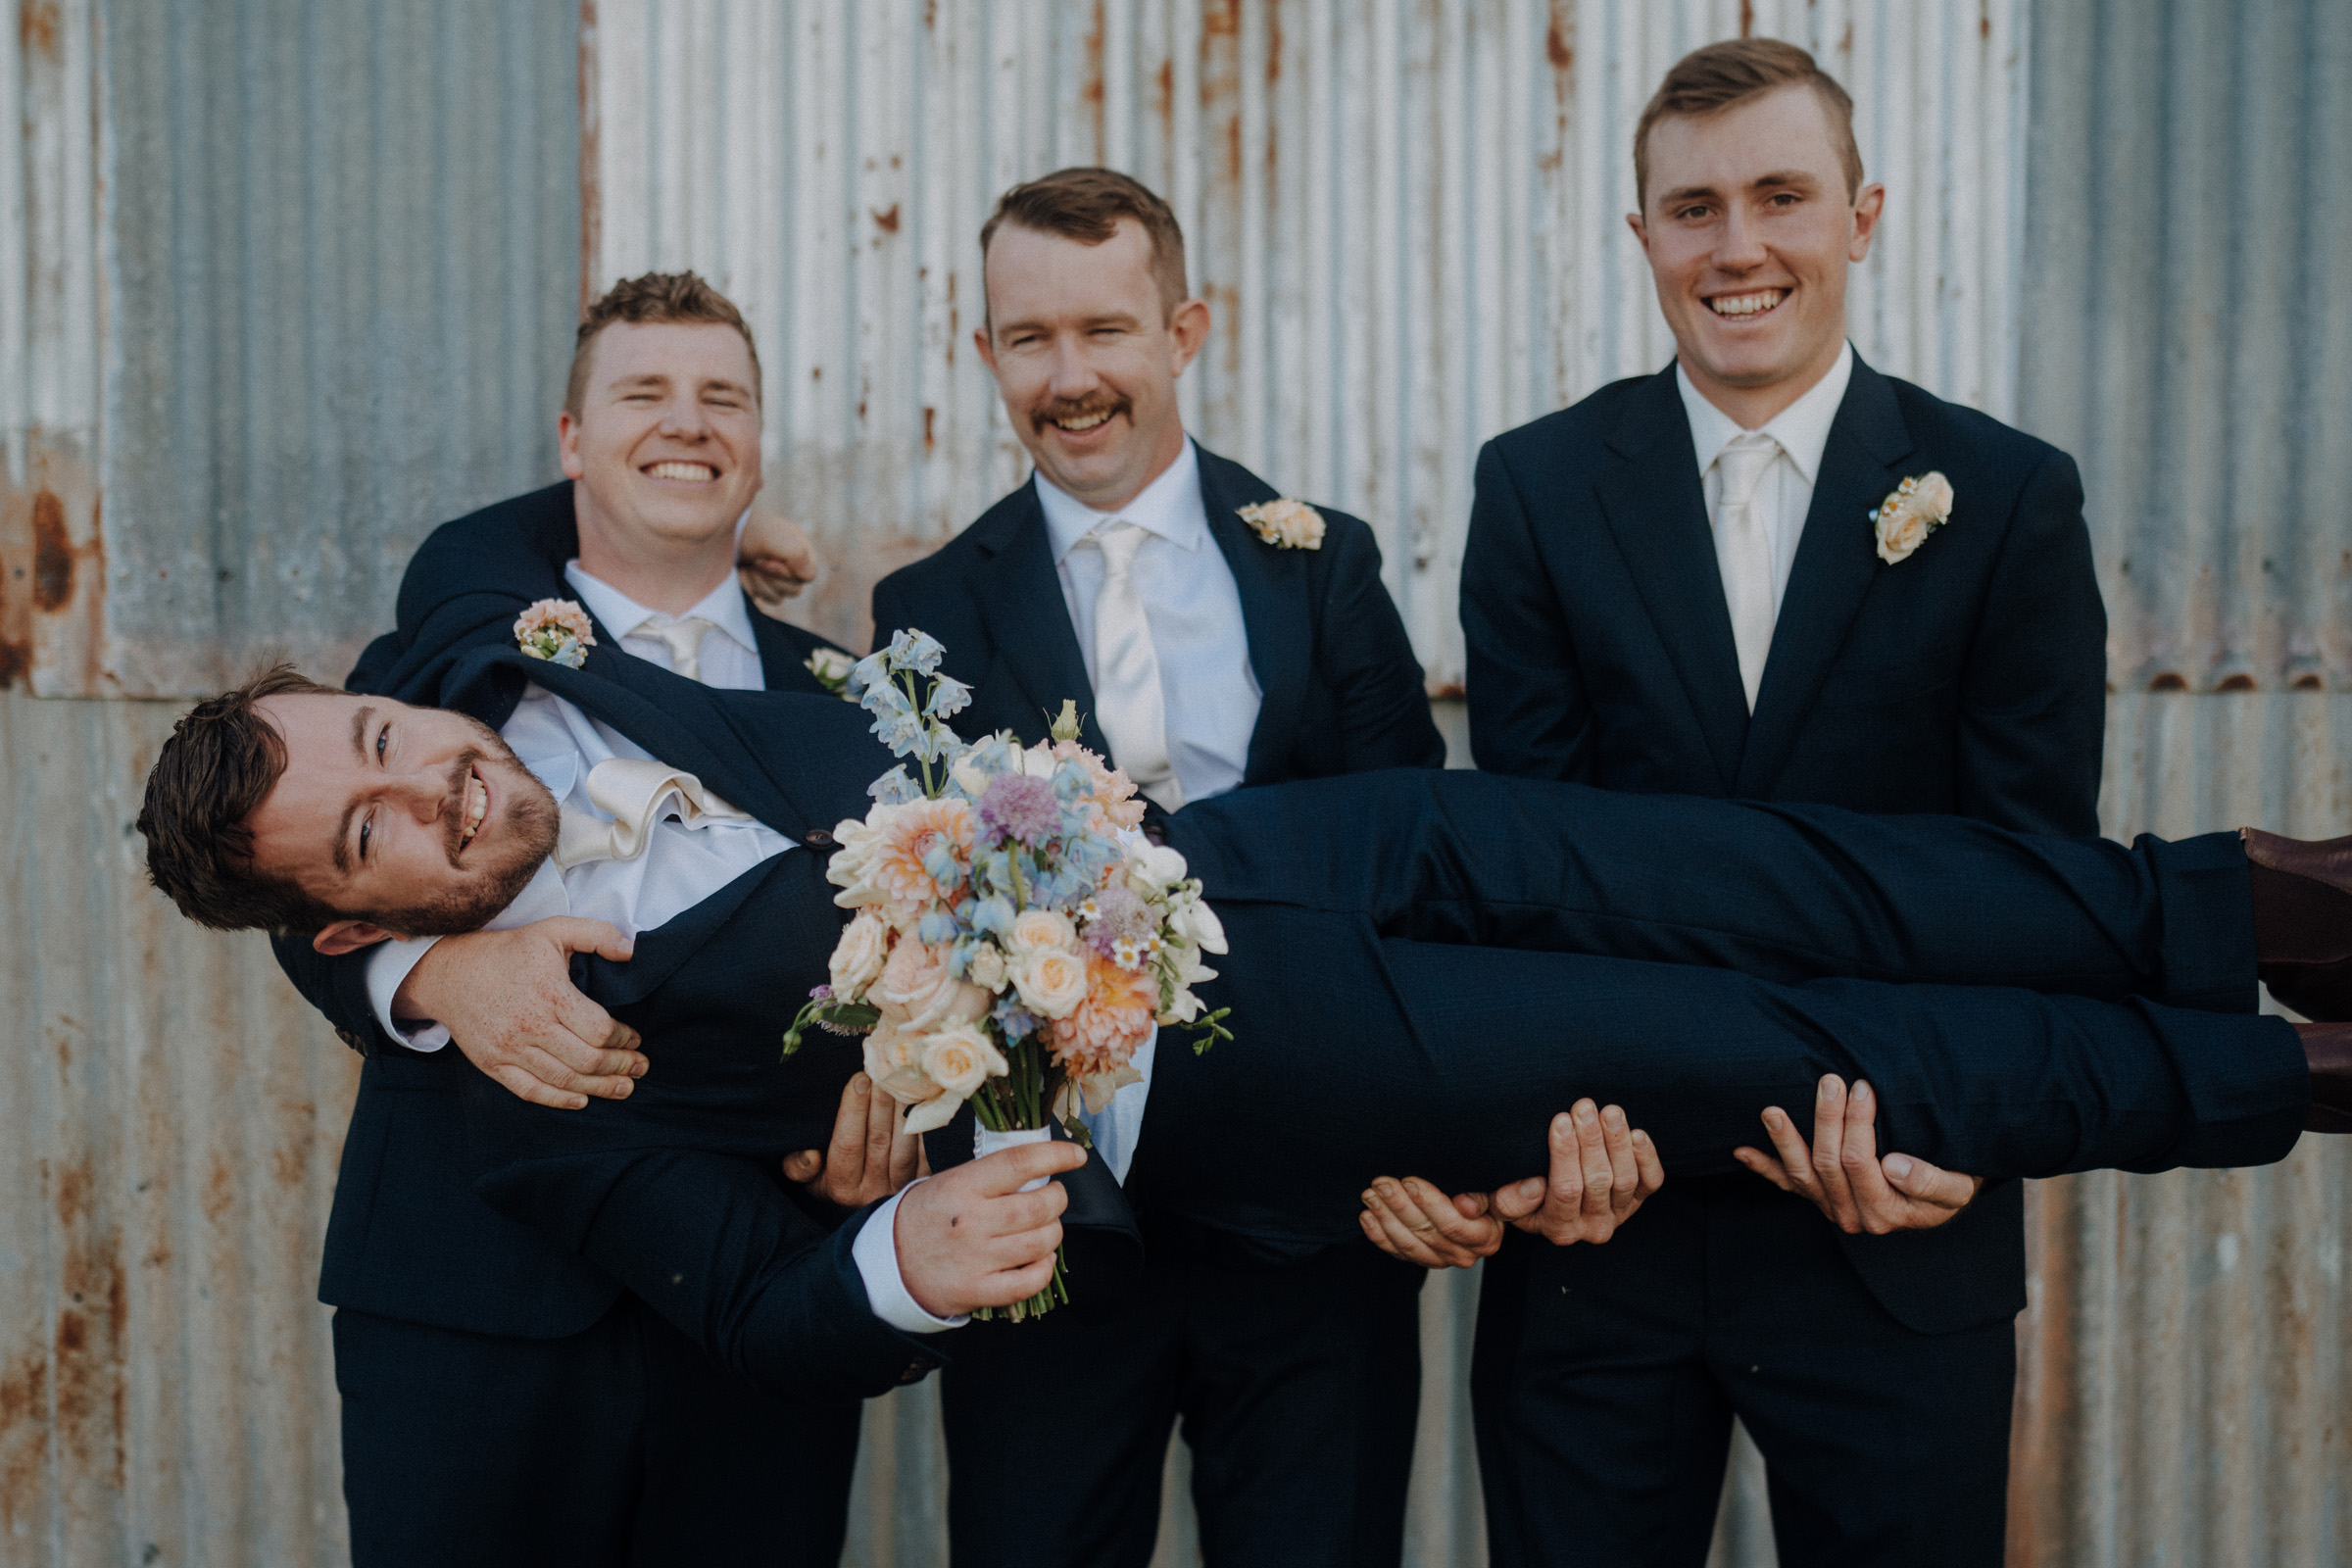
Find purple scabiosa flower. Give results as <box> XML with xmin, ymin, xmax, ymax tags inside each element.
<box><xmin>808</xmin><ymin>984</ymin><xmax>834</xmax><ymax>1001</ymax></box>
<box><xmin>1081</xmin><ymin>884</ymin><xmax>1156</xmax><ymax>963</ymax></box>
<box><xmin>978</xmin><ymin>772</ymin><xmax>1062</xmax><ymax>846</ymax></box>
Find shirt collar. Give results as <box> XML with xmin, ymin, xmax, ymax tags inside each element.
<box><xmin>562</xmin><ymin>560</ymin><xmax>760</xmax><ymax>660</ymax></box>
<box><xmin>1036</xmin><ymin>437</ymin><xmax>1207</xmax><ymax>564</ymax></box>
<box><xmin>1676</xmin><ymin>340</ymin><xmax>1855</xmax><ymax>486</ymax></box>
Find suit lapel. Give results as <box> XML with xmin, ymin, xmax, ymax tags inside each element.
<box><xmin>970</xmin><ymin>482</ymin><xmax>1111</xmax><ymax>754</ymax></box>
<box><xmin>747</xmin><ymin>593</ymin><xmax>834</xmax><ymax>695</ymax></box>
<box><xmin>1595</xmin><ymin>367</ymin><xmax>1751</xmax><ymax>790</ymax></box>
<box><xmin>1734</xmin><ymin>358</ymin><xmax>1914</xmax><ymax>797</ymax></box>
<box><xmin>1194</xmin><ymin>449</ymin><xmax>1312</xmax><ymax>785</ymax></box>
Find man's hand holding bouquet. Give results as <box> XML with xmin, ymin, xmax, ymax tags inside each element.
<box><xmin>787</xmin><ymin>630</ymin><xmax>1231</xmax><ymax>1317</ymax></box>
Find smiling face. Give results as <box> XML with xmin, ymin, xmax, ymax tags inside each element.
<box><xmin>1630</xmin><ymin>83</ymin><xmax>1884</xmax><ymax>426</ymax></box>
<box><xmin>559</xmin><ymin>319</ymin><xmax>763</xmax><ymax>602</ymax></box>
<box><xmin>243</xmin><ymin>693</ymin><xmax>559</xmax><ymax>950</ymax></box>
<box><xmin>975</xmin><ymin>218</ymin><xmax>1209</xmax><ymax>513</ymax></box>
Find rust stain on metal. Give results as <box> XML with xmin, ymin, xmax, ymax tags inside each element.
<box><xmin>1154</xmin><ymin>58</ymin><xmax>1174</xmax><ymax>139</ymax></box>
<box><xmin>31</xmin><ymin>489</ymin><xmax>74</xmax><ymax>611</ymax></box>
<box><xmin>1545</xmin><ymin>5</ymin><xmax>1573</xmax><ymax>74</ymax></box>
<box><xmin>1083</xmin><ymin>1</ymin><xmax>1106</xmax><ymax>160</ymax></box>
<box><xmin>871</xmin><ymin>203</ymin><xmax>901</xmax><ymax>235</ymax></box>
<box><xmin>1266</xmin><ymin>9</ymin><xmax>1282</xmax><ymax>85</ymax></box>
<box><xmin>19</xmin><ymin>0</ymin><xmax>58</xmax><ymax>59</ymax></box>
<box><xmin>0</xmin><ymin>1351</ymin><xmax>48</xmax><ymax>1529</ymax></box>
<box><xmin>2217</xmin><ymin>673</ymin><xmax>2257</xmax><ymax>692</ymax></box>
<box><xmin>1739</xmin><ymin>1</ymin><xmax>1754</xmax><ymax>38</ymax></box>
<box><xmin>2149</xmin><ymin>671</ymin><xmax>2188</xmax><ymax>691</ymax></box>
<box><xmin>923</xmin><ymin>406</ymin><xmax>937</xmax><ymax>453</ymax></box>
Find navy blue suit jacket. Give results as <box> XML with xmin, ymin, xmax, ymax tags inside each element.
<box><xmin>1459</xmin><ymin>356</ymin><xmax>2108</xmax><ymax>1334</ymax></box>
<box><xmin>869</xmin><ymin>445</ymin><xmax>1446</xmax><ymax>780</ymax></box>
<box><xmin>348</xmin><ymin>479</ymin><xmax>847</xmax><ymax>705</ymax></box>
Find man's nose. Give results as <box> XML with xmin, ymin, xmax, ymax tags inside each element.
<box><xmin>656</xmin><ymin>394</ymin><xmax>712</xmax><ymax>438</ymax></box>
<box><xmin>388</xmin><ymin>769</ymin><xmax>451</xmax><ymax>825</ymax></box>
<box><xmin>1045</xmin><ymin>336</ymin><xmax>1100</xmax><ymax>400</ymax></box>
<box><xmin>1714</xmin><ymin>203</ymin><xmax>1768</xmax><ymax>271</ymax></box>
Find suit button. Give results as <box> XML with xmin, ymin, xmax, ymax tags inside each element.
<box><xmin>803</xmin><ymin>828</ymin><xmax>838</xmax><ymax>851</ymax></box>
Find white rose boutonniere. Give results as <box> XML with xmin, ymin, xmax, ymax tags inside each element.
<box><xmin>1872</xmin><ymin>472</ymin><xmax>1955</xmax><ymax>564</ymax></box>
<box><xmin>1237</xmin><ymin>498</ymin><xmax>1325</xmax><ymax>550</ymax></box>
<box><xmin>514</xmin><ymin>599</ymin><xmax>597</xmax><ymax>668</ymax></box>
<box><xmin>805</xmin><ymin>644</ymin><xmax>858</xmax><ymax>698</ymax></box>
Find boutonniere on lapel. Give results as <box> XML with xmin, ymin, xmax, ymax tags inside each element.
<box><xmin>805</xmin><ymin>645</ymin><xmax>859</xmax><ymax>699</ymax></box>
<box><xmin>1237</xmin><ymin>498</ymin><xmax>1326</xmax><ymax>550</ymax></box>
<box><xmin>514</xmin><ymin>599</ymin><xmax>597</xmax><ymax>668</ymax></box>
<box><xmin>1871</xmin><ymin>471</ymin><xmax>1956</xmax><ymax>564</ymax></box>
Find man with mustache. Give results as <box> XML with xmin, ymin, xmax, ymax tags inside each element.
<box><xmin>146</xmin><ymin>653</ymin><xmax>2352</xmax><ymax>1568</ymax></box>
<box><xmin>857</xmin><ymin>166</ymin><xmax>1449</xmax><ymax>1565</ymax></box>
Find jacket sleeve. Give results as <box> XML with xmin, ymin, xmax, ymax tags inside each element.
<box><xmin>1315</xmin><ymin>516</ymin><xmax>1448</xmax><ymax>772</ymax></box>
<box><xmin>462</xmin><ymin>1069</ymin><xmax>947</xmax><ymax>1401</ymax></box>
<box><xmin>1950</xmin><ymin>449</ymin><xmax>2108</xmax><ymax>837</ymax></box>
<box><xmin>1460</xmin><ymin>439</ymin><xmax>1597</xmax><ymax>781</ymax></box>
<box><xmin>270</xmin><ymin>931</ymin><xmax>399</xmax><ymax>1056</ymax></box>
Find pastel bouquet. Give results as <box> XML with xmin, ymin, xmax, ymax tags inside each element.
<box><xmin>785</xmin><ymin>629</ymin><xmax>1231</xmax><ymax>1318</ymax></box>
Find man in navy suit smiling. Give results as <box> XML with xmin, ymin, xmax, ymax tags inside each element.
<box><xmin>1456</xmin><ymin>39</ymin><xmax>2109</xmax><ymax>1568</ymax></box>
<box><xmin>870</xmin><ymin>168</ymin><xmax>1448</xmax><ymax>1568</ymax></box>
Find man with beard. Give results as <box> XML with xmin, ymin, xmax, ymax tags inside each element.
<box><xmin>851</xmin><ymin>165</ymin><xmax>1450</xmax><ymax>1568</ymax></box>
<box><xmin>145</xmin><ymin>647</ymin><xmax>2352</xmax><ymax>1563</ymax></box>
<box><xmin>239</xmin><ymin>270</ymin><xmax>903</xmax><ymax>1568</ymax></box>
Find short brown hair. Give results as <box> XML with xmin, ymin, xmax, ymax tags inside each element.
<box><xmin>1634</xmin><ymin>39</ymin><xmax>1864</xmax><ymax>207</ymax></box>
<box><xmin>139</xmin><ymin>665</ymin><xmax>348</xmax><ymax>934</ymax></box>
<box><xmin>564</xmin><ymin>270</ymin><xmax>762</xmax><ymax>417</ymax></box>
<box><xmin>979</xmin><ymin>168</ymin><xmax>1190</xmax><ymax>325</ymax></box>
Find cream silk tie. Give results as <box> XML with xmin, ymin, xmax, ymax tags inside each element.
<box><xmin>632</xmin><ymin>614</ymin><xmax>719</xmax><ymax>683</ymax></box>
<box><xmin>1712</xmin><ymin>433</ymin><xmax>1781</xmax><ymax>713</ymax></box>
<box><xmin>1088</xmin><ymin>521</ymin><xmax>1184</xmax><ymax>811</ymax></box>
<box><xmin>555</xmin><ymin>757</ymin><xmax>754</xmax><ymax>870</ymax></box>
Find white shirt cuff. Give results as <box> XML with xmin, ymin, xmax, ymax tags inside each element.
<box><xmin>851</xmin><ymin>1183</ymin><xmax>967</xmax><ymax>1334</ymax></box>
<box><xmin>364</xmin><ymin>935</ymin><xmax>451</xmax><ymax>1053</ymax></box>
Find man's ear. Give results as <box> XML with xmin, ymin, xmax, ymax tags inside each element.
<box><xmin>1846</xmin><ymin>182</ymin><xmax>1886</xmax><ymax>263</ymax></box>
<box><xmin>557</xmin><ymin>409</ymin><xmax>585</xmax><ymax>480</ymax></box>
<box><xmin>314</xmin><ymin>919</ymin><xmax>398</xmax><ymax>956</ymax></box>
<box><xmin>1626</xmin><ymin>211</ymin><xmax>1649</xmax><ymax>255</ymax></box>
<box><xmin>1167</xmin><ymin>297</ymin><xmax>1211</xmax><ymax>376</ymax></box>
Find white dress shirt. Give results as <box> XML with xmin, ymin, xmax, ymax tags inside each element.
<box><xmin>1676</xmin><ymin>340</ymin><xmax>1855</xmax><ymax>641</ymax></box>
<box><xmin>1036</xmin><ymin>440</ymin><xmax>1262</xmax><ymax>807</ymax></box>
<box><xmin>359</xmin><ymin>681</ymin><xmax>958</xmax><ymax>1336</ymax></box>
<box><xmin>562</xmin><ymin>560</ymin><xmax>766</xmax><ymax>692</ymax></box>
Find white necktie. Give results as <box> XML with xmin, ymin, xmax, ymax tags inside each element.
<box><xmin>556</xmin><ymin>757</ymin><xmax>753</xmax><ymax>869</ymax></box>
<box><xmin>1088</xmin><ymin>521</ymin><xmax>1183</xmax><ymax>811</ymax></box>
<box><xmin>1712</xmin><ymin>434</ymin><xmax>1780</xmax><ymax>713</ymax></box>
<box><xmin>633</xmin><ymin>614</ymin><xmax>718</xmax><ymax>683</ymax></box>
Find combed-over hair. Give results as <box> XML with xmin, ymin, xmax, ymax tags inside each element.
<box><xmin>1635</xmin><ymin>38</ymin><xmax>1864</xmax><ymax>206</ymax></box>
<box><xmin>979</xmin><ymin>168</ymin><xmax>1190</xmax><ymax>325</ymax></box>
<box><xmin>564</xmin><ymin>270</ymin><xmax>762</xmax><ymax>417</ymax></box>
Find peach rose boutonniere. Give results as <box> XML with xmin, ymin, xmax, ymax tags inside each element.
<box><xmin>1237</xmin><ymin>498</ymin><xmax>1325</xmax><ymax>550</ymax></box>
<box><xmin>514</xmin><ymin>599</ymin><xmax>596</xmax><ymax>668</ymax></box>
<box><xmin>1872</xmin><ymin>472</ymin><xmax>1956</xmax><ymax>564</ymax></box>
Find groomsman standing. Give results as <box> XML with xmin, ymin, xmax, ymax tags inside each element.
<box><xmin>1459</xmin><ymin>41</ymin><xmax>2107</xmax><ymax>1568</ymax></box>
<box><xmin>872</xmin><ymin>169</ymin><xmax>1447</xmax><ymax>1566</ymax></box>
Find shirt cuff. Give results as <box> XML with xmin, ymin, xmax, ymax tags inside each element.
<box><xmin>851</xmin><ymin>1183</ymin><xmax>967</xmax><ymax>1334</ymax></box>
<box><xmin>364</xmin><ymin>934</ymin><xmax>451</xmax><ymax>1054</ymax></box>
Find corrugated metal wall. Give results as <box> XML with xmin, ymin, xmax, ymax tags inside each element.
<box><xmin>2006</xmin><ymin>0</ymin><xmax>2352</xmax><ymax>1562</ymax></box>
<box><xmin>585</xmin><ymin>0</ymin><xmax>2029</xmax><ymax>691</ymax></box>
<box><xmin>0</xmin><ymin>1</ymin><xmax>578</xmax><ymax>1562</ymax></box>
<box><xmin>4</xmin><ymin>1</ymin><xmax>2349</xmax><ymax>1564</ymax></box>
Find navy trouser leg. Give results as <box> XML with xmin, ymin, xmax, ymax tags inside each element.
<box><xmin>1474</xmin><ymin>1178</ymin><xmax>2015</xmax><ymax>1568</ymax></box>
<box><xmin>1169</xmin><ymin>769</ymin><xmax>2258</xmax><ymax>1011</ymax></box>
<box><xmin>940</xmin><ymin>1225</ymin><xmax>1424</xmax><ymax>1568</ymax></box>
<box><xmin>1137</xmin><ymin>916</ymin><xmax>2309</xmax><ymax>1253</ymax></box>
<box><xmin>335</xmin><ymin>1298</ymin><xmax>858</xmax><ymax>1568</ymax></box>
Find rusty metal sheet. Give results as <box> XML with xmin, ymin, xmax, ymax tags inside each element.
<box><xmin>585</xmin><ymin>0</ymin><xmax>2028</xmax><ymax>695</ymax></box>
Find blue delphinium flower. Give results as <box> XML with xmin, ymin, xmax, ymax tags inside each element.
<box><xmin>992</xmin><ymin>997</ymin><xmax>1040</xmax><ymax>1041</ymax></box>
<box><xmin>926</xmin><ymin>674</ymin><xmax>973</xmax><ymax>720</ymax></box>
<box><xmin>868</xmin><ymin>765</ymin><xmax>922</xmax><ymax>804</ymax></box>
<box><xmin>887</xmin><ymin>628</ymin><xmax>946</xmax><ymax>676</ymax></box>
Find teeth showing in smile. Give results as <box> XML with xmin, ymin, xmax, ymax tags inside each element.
<box><xmin>459</xmin><ymin>774</ymin><xmax>487</xmax><ymax>849</ymax></box>
<box><xmin>1052</xmin><ymin>411</ymin><xmax>1111</xmax><ymax>432</ymax></box>
<box><xmin>1708</xmin><ymin>289</ymin><xmax>1786</xmax><ymax>318</ymax></box>
<box><xmin>645</xmin><ymin>461</ymin><xmax>717</xmax><ymax>481</ymax></box>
